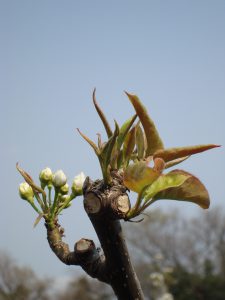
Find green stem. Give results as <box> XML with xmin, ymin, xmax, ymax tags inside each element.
<box><xmin>126</xmin><ymin>193</ymin><xmax>143</xmax><ymax>219</ymax></box>
<box><xmin>29</xmin><ymin>201</ymin><xmax>42</xmax><ymax>214</ymax></box>
<box><xmin>34</xmin><ymin>193</ymin><xmax>45</xmax><ymax>211</ymax></box>
<box><xmin>48</xmin><ymin>186</ymin><xmax>52</xmax><ymax>206</ymax></box>
<box><xmin>57</xmin><ymin>194</ymin><xmax>75</xmax><ymax>214</ymax></box>
<box><xmin>50</xmin><ymin>189</ymin><xmax>59</xmax><ymax>218</ymax></box>
<box><xmin>140</xmin><ymin>198</ymin><xmax>156</xmax><ymax>212</ymax></box>
<box><xmin>42</xmin><ymin>193</ymin><xmax>48</xmax><ymax>209</ymax></box>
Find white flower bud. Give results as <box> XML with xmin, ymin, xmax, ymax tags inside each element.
<box><xmin>39</xmin><ymin>167</ymin><xmax>52</xmax><ymax>185</ymax></box>
<box><xmin>71</xmin><ymin>172</ymin><xmax>86</xmax><ymax>195</ymax></box>
<box><xmin>19</xmin><ymin>182</ymin><xmax>34</xmax><ymax>202</ymax></box>
<box><xmin>52</xmin><ymin>170</ymin><xmax>67</xmax><ymax>188</ymax></box>
<box><xmin>60</xmin><ymin>183</ymin><xmax>69</xmax><ymax>194</ymax></box>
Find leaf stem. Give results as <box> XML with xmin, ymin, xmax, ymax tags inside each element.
<box><xmin>126</xmin><ymin>192</ymin><xmax>143</xmax><ymax>219</ymax></box>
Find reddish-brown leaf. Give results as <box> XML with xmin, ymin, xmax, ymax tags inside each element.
<box><xmin>125</xmin><ymin>92</ymin><xmax>164</xmax><ymax>156</ymax></box>
<box><xmin>154</xmin><ymin>144</ymin><xmax>220</xmax><ymax>162</ymax></box>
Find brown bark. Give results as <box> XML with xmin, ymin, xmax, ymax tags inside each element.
<box><xmin>83</xmin><ymin>175</ymin><xmax>144</xmax><ymax>300</ymax></box>
<box><xmin>46</xmin><ymin>173</ymin><xmax>145</xmax><ymax>299</ymax></box>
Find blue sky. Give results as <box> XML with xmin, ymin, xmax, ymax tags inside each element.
<box><xmin>1</xmin><ymin>0</ymin><xmax>225</xmax><ymax>281</ymax></box>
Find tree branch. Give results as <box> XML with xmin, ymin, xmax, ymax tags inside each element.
<box><xmin>83</xmin><ymin>175</ymin><xmax>145</xmax><ymax>300</ymax></box>
<box><xmin>45</xmin><ymin>221</ymin><xmax>108</xmax><ymax>282</ymax></box>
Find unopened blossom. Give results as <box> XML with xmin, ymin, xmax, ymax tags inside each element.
<box><xmin>71</xmin><ymin>172</ymin><xmax>86</xmax><ymax>195</ymax></box>
<box><xmin>60</xmin><ymin>183</ymin><xmax>69</xmax><ymax>194</ymax></box>
<box><xmin>39</xmin><ymin>167</ymin><xmax>53</xmax><ymax>185</ymax></box>
<box><xmin>19</xmin><ymin>182</ymin><xmax>34</xmax><ymax>202</ymax></box>
<box><xmin>52</xmin><ymin>170</ymin><xmax>67</xmax><ymax>188</ymax></box>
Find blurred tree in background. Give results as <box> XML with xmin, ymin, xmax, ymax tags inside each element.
<box><xmin>1</xmin><ymin>207</ymin><xmax>224</xmax><ymax>300</ymax></box>
<box><xmin>0</xmin><ymin>252</ymin><xmax>51</xmax><ymax>300</ymax></box>
<box><xmin>125</xmin><ymin>207</ymin><xmax>225</xmax><ymax>299</ymax></box>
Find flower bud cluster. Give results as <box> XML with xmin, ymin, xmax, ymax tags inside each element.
<box><xmin>19</xmin><ymin>167</ymin><xmax>85</xmax><ymax>220</ymax></box>
<box><xmin>18</xmin><ymin>167</ymin><xmax>86</xmax><ymax>218</ymax></box>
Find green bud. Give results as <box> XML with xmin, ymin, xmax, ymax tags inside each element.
<box><xmin>71</xmin><ymin>172</ymin><xmax>86</xmax><ymax>196</ymax></box>
<box><xmin>39</xmin><ymin>167</ymin><xmax>53</xmax><ymax>187</ymax></box>
<box><xmin>52</xmin><ymin>170</ymin><xmax>67</xmax><ymax>188</ymax></box>
<box><xmin>59</xmin><ymin>194</ymin><xmax>70</xmax><ymax>203</ymax></box>
<box><xmin>60</xmin><ymin>183</ymin><xmax>69</xmax><ymax>195</ymax></box>
<box><xmin>19</xmin><ymin>182</ymin><xmax>34</xmax><ymax>202</ymax></box>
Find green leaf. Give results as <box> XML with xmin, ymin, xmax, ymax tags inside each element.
<box><xmin>77</xmin><ymin>128</ymin><xmax>100</xmax><ymax>155</ymax></box>
<box><xmin>117</xmin><ymin>114</ymin><xmax>137</xmax><ymax>149</ymax></box>
<box><xmin>154</xmin><ymin>144</ymin><xmax>220</xmax><ymax>162</ymax></box>
<box><xmin>143</xmin><ymin>171</ymin><xmax>190</xmax><ymax>202</ymax></box>
<box><xmin>123</xmin><ymin>161</ymin><xmax>161</xmax><ymax>193</ymax></box>
<box><xmin>101</xmin><ymin>121</ymin><xmax>120</xmax><ymax>169</ymax></box>
<box><xmin>136</xmin><ymin>124</ymin><xmax>146</xmax><ymax>159</ymax></box>
<box><xmin>123</xmin><ymin>126</ymin><xmax>136</xmax><ymax>166</ymax></box>
<box><xmin>125</xmin><ymin>92</ymin><xmax>164</xmax><ymax>156</ymax></box>
<box><xmin>92</xmin><ymin>89</ymin><xmax>113</xmax><ymax>138</ymax></box>
<box><xmin>152</xmin><ymin>170</ymin><xmax>210</xmax><ymax>209</ymax></box>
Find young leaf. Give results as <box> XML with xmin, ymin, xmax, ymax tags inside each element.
<box><xmin>165</xmin><ymin>156</ymin><xmax>189</xmax><ymax>169</ymax></box>
<box><xmin>101</xmin><ymin>121</ymin><xmax>120</xmax><ymax>169</ymax></box>
<box><xmin>151</xmin><ymin>170</ymin><xmax>210</xmax><ymax>209</ymax></box>
<box><xmin>77</xmin><ymin>128</ymin><xmax>100</xmax><ymax>155</ymax></box>
<box><xmin>92</xmin><ymin>89</ymin><xmax>113</xmax><ymax>138</ymax></box>
<box><xmin>117</xmin><ymin>114</ymin><xmax>137</xmax><ymax>150</ymax></box>
<box><xmin>136</xmin><ymin>125</ymin><xmax>146</xmax><ymax>159</ymax></box>
<box><xmin>123</xmin><ymin>126</ymin><xmax>136</xmax><ymax>166</ymax></box>
<box><xmin>143</xmin><ymin>171</ymin><xmax>190</xmax><ymax>202</ymax></box>
<box><xmin>123</xmin><ymin>161</ymin><xmax>160</xmax><ymax>193</ymax></box>
<box><xmin>16</xmin><ymin>163</ymin><xmax>45</xmax><ymax>195</ymax></box>
<box><xmin>154</xmin><ymin>144</ymin><xmax>220</xmax><ymax>162</ymax></box>
<box><xmin>125</xmin><ymin>92</ymin><xmax>164</xmax><ymax>156</ymax></box>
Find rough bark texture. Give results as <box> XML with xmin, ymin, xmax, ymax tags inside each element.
<box><xmin>83</xmin><ymin>174</ymin><xmax>145</xmax><ymax>300</ymax></box>
<box><xmin>46</xmin><ymin>172</ymin><xmax>145</xmax><ymax>299</ymax></box>
<box><xmin>46</xmin><ymin>221</ymin><xmax>108</xmax><ymax>282</ymax></box>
